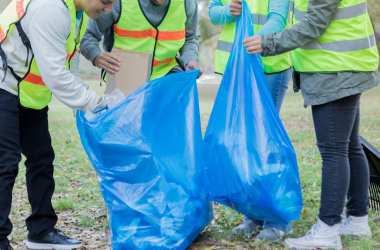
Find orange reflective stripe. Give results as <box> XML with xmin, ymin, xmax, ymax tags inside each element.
<box><xmin>24</xmin><ymin>73</ymin><xmax>45</xmax><ymax>86</ymax></box>
<box><xmin>158</xmin><ymin>30</ymin><xmax>185</xmax><ymax>41</ymax></box>
<box><xmin>0</xmin><ymin>26</ymin><xmax>5</xmax><ymax>42</ymax></box>
<box><xmin>114</xmin><ymin>25</ymin><xmax>185</xmax><ymax>41</ymax></box>
<box><xmin>66</xmin><ymin>49</ymin><xmax>78</xmax><ymax>61</ymax></box>
<box><xmin>114</xmin><ymin>26</ymin><xmax>157</xmax><ymax>39</ymax></box>
<box><xmin>16</xmin><ymin>0</ymin><xmax>25</xmax><ymax>19</ymax></box>
<box><xmin>153</xmin><ymin>58</ymin><xmax>174</xmax><ymax>67</ymax></box>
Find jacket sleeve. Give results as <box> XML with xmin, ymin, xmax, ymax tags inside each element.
<box><xmin>80</xmin><ymin>1</ymin><xmax>120</xmax><ymax>63</ymax></box>
<box><xmin>208</xmin><ymin>0</ymin><xmax>235</xmax><ymax>26</ymax></box>
<box><xmin>256</xmin><ymin>0</ymin><xmax>289</xmax><ymax>36</ymax></box>
<box><xmin>261</xmin><ymin>0</ymin><xmax>340</xmax><ymax>57</ymax></box>
<box><xmin>179</xmin><ymin>0</ymin><xmax>200</xmax><ymax>68</ymax></box>
<box><xmin>27</xmin><ymin>2</ymin><xmax>99</xmax><ymax>111</ymax></box>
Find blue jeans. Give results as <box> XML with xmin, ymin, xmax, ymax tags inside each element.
<box><xmin>264</xmin><ymin>68</ymin><xmax>291</xmax><ymax>113</ymax></box>
<box><xmin>244</xmin><ymin>68</ymin><xmax>292</xmax><ymax>232</ymax></box>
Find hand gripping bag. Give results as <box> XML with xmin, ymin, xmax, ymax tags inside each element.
<box><xmin>77</xmin><ymin>70</ymin><xmax>213</xmax><ymax>250</ymax></box>
<box><xmin>202</xmin><ymin>1</ymin><xmax>302</xmax><ymax>224</ymax></box>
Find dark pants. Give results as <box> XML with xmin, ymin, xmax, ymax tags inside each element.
<box><xmin>312</xmin><ymin>93</ymin><xmax>369</xmax><ymax>226</ymax></box>
<box><xmin>0</xmin><ymin>89</ymin><xmax>57</xmax><ymax>243</ymax></box>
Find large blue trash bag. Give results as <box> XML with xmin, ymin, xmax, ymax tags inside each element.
<box><xmin>202</xmin><ymin>1</ymin><xmax>302</xmax><ymax>224</ymax></box>
<box><xmin>76</xmin><ymin>70</ymin><xmax>213</xmax><ymax>250</ymax></box>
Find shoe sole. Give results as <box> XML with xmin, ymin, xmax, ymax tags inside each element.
<box><xmin>285</xmin><ymin>239</ymin><xmax>342</xmax><ymax>250</ymax></box>
<box><xmin>340</xmin><ymin>232</ymin><xmax>372</xmax><ymax>237</ymax></box>
<box><xmin>26</xmin><ymin>241</ymin><xmax>82</xmax><ymax>250</ymax></box>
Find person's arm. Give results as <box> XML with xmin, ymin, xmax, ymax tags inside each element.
<box><xmin>255</xmin><ymin>0</ymin><xmax>289</xmax><ymax>36</ymax></box>
<box><xmin>69</xmin><ymin>50</ymin><xmax>84</xmax><ymax>85</ymax></box>
<box><xmin>208</xmin><ymin>0</ymin><xmax>235</xmax><ymax>25</ymax></box>
<box><xmin>80</xmin><ymin>2</ymin><xmax>121</xmax><ymax>73</ymax></box>
<box><xmin>243</xmin><ymin>0</ymin><xmax>340</xmax><ymax>56</ymax></box>
<box><xmin>28</xmin><ymin>3</ymin><xmax>99</xmax><ymax>111</ymax></box>
<box><xmin>179</xmin><ymin>0</ymin><xmax>203</xmax><ymax>75</ymax></box>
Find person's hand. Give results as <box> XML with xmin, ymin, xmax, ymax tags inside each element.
<box><xmin>93</xmin><ymin>52</ymin><xmax>121</xmax><ymax>74</ymax></box>
<box><xmin>91</xmin><ymin>95</ymin><xmax>108</xmax><ymax>116</ymax></box>
<box><xmin>242</xmin><ymin>36</ymin><xmax>264</xmax><ymax>54</ymax></box>
<box><xmin>186</xmin><ymin>61</ymin><xmax>204</xmax><ymax>78</ymax></box>
<box><xmin>230</xmin><ymin>0</ymin><xmax>242</xmax><ymax>16</ymax></box>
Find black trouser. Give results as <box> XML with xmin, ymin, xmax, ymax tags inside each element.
<box><xmin>312</xmin><ymin>93</ymin><xmax>369</xmax><ymax>226</ymax></box>
<box><xmin>0</xmin><ymin>89</ymin><xmax>57</xmax><ymax>243</ymax></box>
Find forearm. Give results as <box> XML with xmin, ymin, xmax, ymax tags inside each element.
<box><xmin>179</xmin><ymin>0</ymin><xmax>200</xmax><ymax>68</ymax></box>
<box><xmin>256</xmin><ymin>0</ymin><xmax>289</xmax><ymax>36</ymax></box>
<box><xmin>209</xmin><ymin>0</ymin><xmax>235</xmax><ymax>25</ymax></box>
<box><xmin>261</xmin><ymin>0</ymin><xmax>340</xmax><ymax>56</ymax></box>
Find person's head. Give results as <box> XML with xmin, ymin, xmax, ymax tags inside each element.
<box><xmin>76</xmin><ymin>0</ymin><xmax>118</xmax><ymax>19</ymax></box>
<box><xmin>149</xmin><ymin>0</ymin><xmax>166</xmax><ymax>6</ymax></box>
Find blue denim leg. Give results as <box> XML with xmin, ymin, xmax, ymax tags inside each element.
<box><xmin>263</xmin><ymin>220</ymin><xmax>292</xmax><ymax>232</ymax></box>
<box><xmin>264</xmin><ymin>68</ymin><xmax>291</xmax><ymax>114</ymax></box>
<box><xmin>245</xmin><ymin>217</ymin><xmax>291</xmax><ymax>232</ymax></box>
<box><xmin>245</xmin><ymin>216</ymin><xmax>263</xmax><ymax>226</ymax></box>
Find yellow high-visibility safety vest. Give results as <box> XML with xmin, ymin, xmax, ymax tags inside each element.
<box><xmin>289</xmin><ymin>0</ymin><xmax>379</xmax><ymax>72</ymax></box>
<box><xmin>0</xmin><ymin>0</ymin><xmax>88</xmax><ymax>110</ymax></box>
<box><xmin>112</xmin><ymin>0</ymin><xmax>187</xmax><ymax>80</ymax></box>
<box><xmin>214</xmin><ymin>0</ymin><xmax>292</xmax><ymax>74</ymax></box>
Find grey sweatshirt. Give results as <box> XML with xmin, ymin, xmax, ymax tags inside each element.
<box><xmin>80</xmin><ymin>0</ymin><xmax>200</xmax><ymax>70</ymax></box>
<box><xmin>260</xmin><ymin>0</ymin><xmax>380</xmax><ymax>107</ymax></box>
<box><xmin>0</xmin><ymin>0</ymin><xmax>99</xmax><ymax>111</ymax></box>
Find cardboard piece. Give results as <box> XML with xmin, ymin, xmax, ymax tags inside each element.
<box><xmin>104</xmin><ymin>48</ymin><xmax>152</xmax><ymax>97</ymax></box>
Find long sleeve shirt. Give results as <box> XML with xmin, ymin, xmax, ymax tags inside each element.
<box><xmin>80</xmin><ymin>0</ymin><xmax>200</xmax><ymax>69</ymax></box>
<box><xmin>208</xmin><ymin>0</ymin><xmax>289</xmax><ymax>36</ymax></box>
<box><xmin>260</xmin><ymin>0</ymin><xmax>380</xmax><ymax>107</ymax></box>
<box><xmin>0</xmin><ymin>0</ymin><xmax>99</xmax><ymax>111</ymax></box>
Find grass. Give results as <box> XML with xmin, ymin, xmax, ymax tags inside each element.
<box><xmin>8</xmin><ymin>78</ymin><xmax>380</xmax><ymax>249</ymax></box>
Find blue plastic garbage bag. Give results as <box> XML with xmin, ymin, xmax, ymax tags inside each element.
<box><xmin>76</xmin><ymin>70</ymin><xmax>213</xmax><ymax>250</ymax></box>
<box><xmin>202</xmin><ymin>1</ymin><xmax>302</xmax><ymax>224</ymax></box>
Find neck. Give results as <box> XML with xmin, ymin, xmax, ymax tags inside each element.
<box><xmin>74</xmin><ymin>0</ymin><xmax>83</xmax><ymax>11</ymax></box>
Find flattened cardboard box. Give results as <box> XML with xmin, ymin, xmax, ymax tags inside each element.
<box><xmin>105</xmin><ymin>48</ymin><xmax>152</xmax><ymax>97</ymax></box>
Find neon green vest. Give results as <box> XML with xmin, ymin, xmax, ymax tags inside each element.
<box><xmin>215</xmin><ymin>0</ymin><xmax>292</xmax><ymax>74</ymax></box>
<box><xmin>113</xmin><ymin>0</ymin><xmax>186</xmax><ymax>80</ymax></box>
<box><xmin>289</xmin><ymin>0</ymin><xmax>379</xmax><ymax>72</ymax></box>
<box><xmin>0</xmin><ymin>0</ymin><xmax>88</xmax><ymax>110</ymax></box>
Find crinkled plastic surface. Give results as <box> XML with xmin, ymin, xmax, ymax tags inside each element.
<box><xmin>202</xmin><ymin>1</ymin><xmax>302</xmax><ymax>224</ymax></box>
<box><xmin>77</xmin><ymin>70</ymin><xmax>213</xmax><ymax>250</ymax></box>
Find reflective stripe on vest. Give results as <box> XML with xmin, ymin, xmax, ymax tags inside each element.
<box><xmin>231</xmin><ymin>14</ymin><xmax>269</xmax><ymax>25</ymax></box>
<box><xmin>0</xmin><ymin>0</ymin><xmax>88</xmax><ymax>109</ymax></box>
<box><xmin>290</xmin><ymin>0</ymin><xmax>379</xmax><ymax>72</ymax></box>
<box><xmin>215</xmin><ymin>0</ymin><xmax>292</xmax><ymax>74</ymax></box>
<box><xmin>113</xmin><ymin>0</ymin><xmax>186</xmax><ymax>80</ymax></box>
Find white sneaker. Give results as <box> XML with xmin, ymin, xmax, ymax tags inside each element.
<box><xmin>285</xmin><ymin>218</ymin><xmax>342</xmax><ymax>250</ymax></box>
<box><xmin>339</xmin><ymin>214</ymin><xmax>371</xmax><ymax>237</ymax></box>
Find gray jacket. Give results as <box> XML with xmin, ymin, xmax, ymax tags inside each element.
<box><xmin>261</xmin><ymin>0</ymin><xmax>380</xmax><ymax>107</ymax></box>
<box><xmin>80</xmin><ymin>0</ymin><xmax>200</xmax><ymax>70</ymax></box>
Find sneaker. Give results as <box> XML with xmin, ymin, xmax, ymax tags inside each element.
<box><xmin>255</xmin><ymin>228</ymin><xmax>290</xmax><ymax>242</ymax></box>
<box><xmin>0</xmin><ymin>240</ymin><xmax>13</xmax><ymax>250</ymax></box>
<box><xmin>26</xmin><ymin>228</ymin><xmax>82</xmax><ymax>250</ymax></box>
<box><xmin>229</xmin><ymin>220</ymin><xmax>262</xmax><ymax>236</ymax></box>
<box><xmin>285</xmin><ymin>218</ymin><xmax>342</xmax><ymax>250</ymax></box>
<box><xmin>339</xmin><ymin>214</ymin><xmax>371</xmax><ymax>237</ymax></box>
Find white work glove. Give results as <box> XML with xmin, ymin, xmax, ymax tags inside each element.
<box><xmin>73</xmin><ymin>84</ymin><xmax>90</xmax><ymax>117</ymax></box>
<box><xmin>91</xmin><ymin>95</ymin><xmax>108</xmax><ymax>116</ymax></box>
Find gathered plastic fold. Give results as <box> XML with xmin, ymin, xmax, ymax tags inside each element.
<box><xmin>202</xmin><ymin>1</ymin><xmax>303</xmax><ymax>224</ymax></box>
<box><xmin>77</xmin><ymin>70</ymin><xmax>213</xmax><ymax>250</ymax></box>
